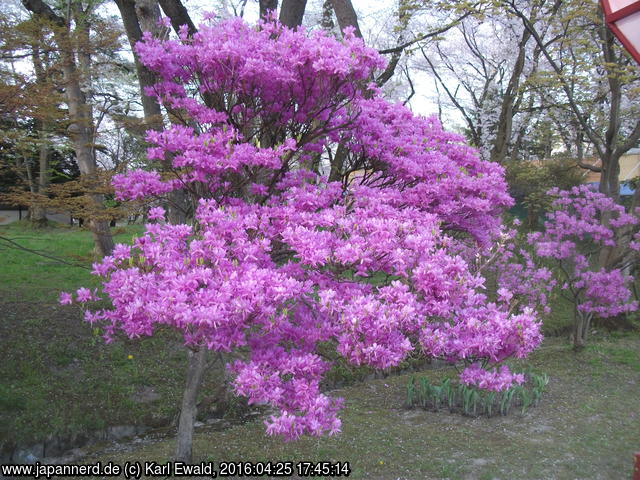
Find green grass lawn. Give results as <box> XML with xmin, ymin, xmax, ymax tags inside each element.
<box><xmin>0</xmin><ymin>223</ymin><xmax>229</xmax><ymax>452</ymax></box>
<box><xmin>0</xmin><ymin>222</ymin><xmax>143</xmax><ymax>302</ymax></box>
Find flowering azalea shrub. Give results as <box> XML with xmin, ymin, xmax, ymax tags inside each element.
<box><xmin>61</xmin><ymin>17</ymin><xmax>546</xmax><ymax>440</ymax></box>
<box><xmin>528</xmin><ymin>186</ymin><xmax>639</xmax><ymax>349</ymax></box>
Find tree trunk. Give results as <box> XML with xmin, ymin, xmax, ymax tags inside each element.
<box><xmin>598</xmin><ymin>152</ymin><xmax>620</xmax><ymax>203</ymax></box>
<box><xmin>116</xmin><ymin>0</ymin><xmax>190</xmax><ymax>223</ymax></box>
<box><xmin>597</xmin><ymin>151</ymin><xmax>621</xmax><ymax>270</ymax></box>
<box><xmin>135</xmin><ymin>0</ymin><xmax>167</xmax><ymax>36</ymax></box>
<box><xmin>259</xmin><ymin>0</ymin><xmax>277</xmax><ymax>20</ymax></box>
<box><xmin>573</xmin><ymin>307</ymin><xmax>586</xmax><ymax>351</ymax></box>
<box><xmin>158</xmin><ymin>0</ymin><xmax>196</xmax><ymax>37</ymax></box>
<box><xmin>581</xmin><ymin>312</ymin><xmax>592</xmax><ymax>346</ymax></box>
<box><xmin>329</xmin><ymin>0</ymin><xmax>361</xmax><ymax>38</ymax></box>
<box><xmin>320</xmin><ymin>0</ymin><xmax>334</xmax><ymax>31</ymax></box>
<box><xmin>325</xmin><ymin>0</ymin><xmax>360</xmax><ymax>182</ymax></box>
<box><xmin>30</xmin><ymin>206</ymin><xmax>47</xmax><ymax>226</ymax></box>
<box><xmin>175</xmin><ymin>348</ymin><xmax>208</xmax><ymax>463</ymax></box>
<box><xmin>30</xmin><ymin>129</ymin><xmax>50</xmax><ymax>227</ymax></box>
<box><xmin>328</xmin><ymin>144</ymin><xmax>348</xmax><ymax>183</ymax></box>
<box><xmin>90</xmin><ymin>214</ymin><xmax>115</xmax><ymax>257</ymax></box>
<box><xmin>29</xmin><ymin>38</ymin><xmax>50</xmax><ymax>227</ymax></box>
<box><xmin>489</xmin><ymin>21</ymin><xmax>533</xmax><ymax>164</ymax></box>
<box><xmin>115</xmin><ymin>0</ymin><xmax>165</xmax><ymax>132</ymax></box>
<box><xmin>279</xmin><ymin>0</ymin><xmax>307</xmax><ymax>28</ymax></box>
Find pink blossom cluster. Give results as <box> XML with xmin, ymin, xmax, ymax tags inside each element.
<box><xmin>460</xmin><ymin>363</ymin><xmax>525</xmax><ymax>392</ymax></box>
<box><xmin>528</xmin><ymin>185</ymin><xmax>638</xmax><ymax>318</ymax></box>
<box><xmin>419</xmin><ymin>306</ymin><xmax>542</xmax><ymax>364</ymax></box>
<box><xmin>575</xmin><ymin>269</ymin><xmax>638</xmax><ymax>316</ymax></box>
<box><xmin>63</xmin><ymin>17</ymin><xmax>544</xmax><ymax>439</ymax></box>
<box><xmin>112</xmin><ymin>170</ymin><xmax>179</xmax><ymax>201</ymax></box>
<box><xmin>491</xmin><ymin>225</ymin><xmax>555</xmax><ymax>315</ymax></box>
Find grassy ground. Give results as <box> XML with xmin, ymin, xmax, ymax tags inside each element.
<box><xmin>0</xmin><ymin>222</ymin><xmax>143</xmax><ymax>302</ymax></box>
<box><xmin>77</xmin><ymin>334</ymin><xmax>640</xmax><ymax>480</ymax></box>
<box><xmin>0</xmin><ymin>223</ymin><xmax>227</xmax><ymax>452</ymax></box>
<box><xmin>1</xmin><ymin>223</ymin><xmax>639</xmax><ymax>479</ymax></box>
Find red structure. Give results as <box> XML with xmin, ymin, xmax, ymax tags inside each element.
<box><xmin>601</xmin><ymin>0</ymin><xmax>640</xmax><ymax>64</ymax></box>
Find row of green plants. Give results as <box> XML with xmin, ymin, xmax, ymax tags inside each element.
<box><xmin>405</xmin><ymin>372</ymin><xmax>549</xmax><ymax>417</ymax></box>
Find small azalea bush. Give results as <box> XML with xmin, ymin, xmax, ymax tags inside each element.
<box><xmin>528</xmin><ymin>186</ymin><xmax>639</xmax><ymax>349</ymax></box>
<box><xmin>61</xmin><ymin>17</ymin><xmax>549</xmax><ymax>440</ymax></box>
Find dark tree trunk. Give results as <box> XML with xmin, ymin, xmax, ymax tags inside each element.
<box><xmin>324</xmin><ymin>0</ymin><xmax>361</xmax><ymax>183</ymax></box>
<box><xmin>279</xmin><ymin>0</ymin><xmax>307</xmax><ymax>28</ymax></box>
<box><xmin>175</xmin><ymin>348</ymin><xmax>208</xmax><ymax>463</ymax></box>
<box><xmin>30</xmin><ymin>128</ymin><xmax>50</xmax><ymax>227</ymax></box>
<box><xmin>489</xmin><ymin>21</ymin><xmax>533</xmax><ymax>164</ymax></box>
<box><xmin>30</xmin><ymin>47</ymin><xmax>50</xmax><ymax>227</ymax></box>
<box><xmin>158</xmin><ymin>0</ymin><xmax>196</xmax><ymax>36</ymax></box>
<box><xmin>115</xmin><ymin>0</ymin><xmax>165</xmax><ymax>132</ymax></box>
<box><xmin>328</xmin><ymin>144</ymin><xmax>347</xmax><ymax>183</ymax></box>
<box><xmin>259</xmin><ymin>0</ymin><xmax>278</xmax><ymax>20</ymax></box>
<box><xmin>320</xmin><ymin>0</ymin><xmax>334</xmax><ymax>31</ymax></box>
<box><xmin>116</xmin><ymin>0</ymin><xmax>189</xmax><ymax>223</ymax></box>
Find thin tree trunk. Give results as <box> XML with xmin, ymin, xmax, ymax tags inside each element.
<box><xmin>489</xmin><ymin>22</ymin><xmax>533</xmax><ymax>164</ymax></box>
<box><xmin>573</xmin><ymin>307</ymin><xmax>586</xmax><ymax>351</ymax></box>
<box><xmin>30</xmin><ymin>129</ymin><xmax>50</xmax><ymax>227</ymax></box>
<box><xmin>581</xmin><ymin>312</ymin><xmax>592</xmax><ymax>345</ymax></box>
<box><xmin>175</xmin><ymin>348</ymin><xmax>208</xmax><ymax>463</ymax></box>
<box><xmin>30</xmin><ymin>40</ymin><xmax>50</xmax><ymax>227</ymax></box>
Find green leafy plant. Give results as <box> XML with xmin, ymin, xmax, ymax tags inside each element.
<box><xmin>500</xmin><ymin>387</ymin><xmax>516</xmax><ymax>416</ymax></box>
<box><xmin>406</xmin><ymin>376</ymin><xmax>416</xmax><ymax>407</ymax></box>
<box><xmin>405</xmin><ymin>371</ymin><xmax>548</xmax><ymax>418</ymax></box>
<box><xmin>531</xmin><ymin>372</ymin><xmax>549</xmax><ymax>405</ymax></box>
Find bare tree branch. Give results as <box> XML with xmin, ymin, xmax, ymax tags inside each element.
<box><xmin>0</xmin><ymin>235</ymin><xmax>92</xmax><ymax>270</ymax></box>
